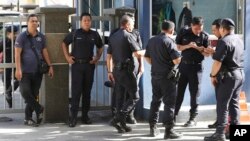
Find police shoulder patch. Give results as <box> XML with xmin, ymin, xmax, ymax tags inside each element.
<box><xmin>36</xmin><ymin>37</ymin><xmax>42</xmax><ymax>42</ymax></box>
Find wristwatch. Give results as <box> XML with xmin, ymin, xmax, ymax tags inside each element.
<box><xmin>210</xmin><ymin>73</ymin><xmax>216</xmax><ymax>78</ymax></box>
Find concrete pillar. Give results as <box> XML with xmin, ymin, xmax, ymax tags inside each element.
<box><xmin>34</xmin><ymin>6</ymin><xmax>75</xmax><ymax>122</ymax></box>
<box><xmin>137</xmin><ymin>0</ymin><xmax>152</xmax><ymax>120</ymax></box>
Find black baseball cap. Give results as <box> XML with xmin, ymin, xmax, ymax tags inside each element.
<box><xmin>221</xmin><ymin>18</ymin><xmax>235</xmax><ymax>27</ymax></box>
<box><xmin>6</xmin><ymin>25</ymin><xmax>19</xmax><ymax>33</ymax></box>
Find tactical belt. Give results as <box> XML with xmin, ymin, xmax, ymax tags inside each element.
<box><xmin>151</xmin><ymin>72</ymin><xmax>167</xmax><ymax>76</ymax></box>
<box><xmin>74</xmin><ymin>59</ymin><xmax>90</xmax><ymax>64</ymax></box>
<box><xmin>114</xmin><ymin>62</ymin><xmax>128</xmax><ymax>70</ymax></box>
<box><xmin>218</xmin><ymin>68</ymin><xmax>243</xmax><ymax>79</ymax></box>
<box><xmin>182</xmin><ymin>60</ymin><xmax>201</xmax><ymax>65</ymax></box>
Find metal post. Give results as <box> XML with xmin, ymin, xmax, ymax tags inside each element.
<box><xmin>17</xmin><ymin>0</ymin><xmax>20</xmax><ymax>11</ymax></box>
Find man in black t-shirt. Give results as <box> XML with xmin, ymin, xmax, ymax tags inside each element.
<box><xmin>175</xmin><ymin>17</ymin><xmax>209</xmax><ymax>127</ymax></box>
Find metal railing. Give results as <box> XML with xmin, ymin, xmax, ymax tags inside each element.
<box><xmin>0</xmin><ymin>16</ymin><xmax>27</xmax><ymax>113</ymax></box>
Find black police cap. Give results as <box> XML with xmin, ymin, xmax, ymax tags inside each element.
<box><xmin>6</xmin><ymin>26</ymin><xmax>19</xmax><ymax>33</ymax></box>
<box><xmin>104</xmin><ymin>81</ymin><xmax>114</xmax><ymax>88</ymax></box>
<box><xmin>221</xmin><ymin>18</ymin><xmax>235</xmax><ymax>27</ymax></box>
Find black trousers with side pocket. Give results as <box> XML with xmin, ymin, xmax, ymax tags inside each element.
<box><xmin>70</xmin><ymin>63</ymin><xmax>95</xmax><ymax>119</ymax></box>
<box><xmin>149</xmin><ymin>73</ymin><xmax>177</xmax><ymax>126</ymax></box>
<box><xmin>175</xmin><ymin>63</ymin><xmax>203</xmax><ymax>116</ymax></box>
<box><xmin>113</xmin><ymin>68</ymin><xmax>139</xmax><ymax>118</ymax></box>
<box><xmin>215</xmin><ymin>70</ymin><xmax>244</xmax><ymax>134</ymax></box>
<box><xmin>20</xmin><ymin>72</ymin><xmax>43</xmax><ymax>120</ymax></box>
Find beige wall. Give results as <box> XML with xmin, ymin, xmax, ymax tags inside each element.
<box><xmin>0</xmin><ymin>0</ymin><xmax>72</xmax><ymax>6</ymax></box>
<box><xmin>0</xmin><ymin>0</ymin><xmax>37</xmax><ymax>5</ymax></box>
<box><xmin>22</xmin><ymin>0</ymin><xmax>37</xmax><ymax>4</ymax></box>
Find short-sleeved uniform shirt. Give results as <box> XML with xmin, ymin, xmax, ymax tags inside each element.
<box><xmin>108</xmin><ymin>29</ymin><xmax>141</xmax><ymax>64</ymax></box>
<box><xmin>15</xmin><ymin>30</ymin><xmax>46</xmax><ymax>73</ymax></box>
<box><xmin>109</xmin><ymin>28</ymin><xmax>142</xmax><ymax>49</ymax></box>
<box><xmin>109</xmin><ymin>28</ymin><xmax>142</xmax><ymax>74</ymax></box>
<box><xmin>176</xmin><ymin>27</ymin><xmax>209</xmax><ymax>63</ymax></box>
<box><xmin>213</xmin><ymin>33</ymin><xmax>244</xmax><ymax>78</ymax></box>
<box><xmin>63</xmin><ymin>28</ymin><xmax>103</xmax><ymax>60</ymax></box>
<box><xmin>145</xmin><ymin>33</ymin><xmax>181</xmax><ymax>74</ymax></box>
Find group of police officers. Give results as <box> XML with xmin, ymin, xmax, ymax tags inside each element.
<box><xmin>107</xmin><ymin>14</ymin><xmax>244</xmax><ymax>140</ymax></box>
<box><xmin>61</xmin><ymin>12</ymin><xmax>244</xmax><ymax>141</ymax></box>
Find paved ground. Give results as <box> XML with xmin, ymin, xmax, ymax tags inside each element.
<box><xmin>0</xmin><ymin>111</ymin><xmax>228</xmax><ymax>141</ymax></box>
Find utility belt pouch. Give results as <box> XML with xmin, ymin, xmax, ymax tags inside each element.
<box><xmin>115</xmin><ymin>62</ymin><xmax>123</xmax><ymax>71</ymax></box>
<box><xmin>217</xmin><ymin>67</ymin><xmax>229</xmax><ymax>82</ymax></box>
<box><xmin>167</xmin><ymin>68</ymin><xmax>181</xmax><ymax>83</ymax></box>
<box><xmin>125</xmin><ymin>58</ymin><xmax>135</xmax><ymax>74</ymax></box>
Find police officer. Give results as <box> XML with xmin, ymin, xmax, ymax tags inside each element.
<box><xmin>108</xmin><ymin>23</ymin><xmax>143</xmax><ymax>124</ymax></box>
<box><xmin>145</xmin><ymin>20</ymin><xmax>182</xmax><ymax>139</ymax></box>
<box><xmin>204</xmin><ymin>18</ymin><xmax>244</xmax><ymax>141</ymax></box>
<box><xmin>62</xmin><ymin>12</ymin><xmax>103</xmax><ymax>127</ymax></box>
<box><xmin>0</xmin><ymin>26</ymin><xmax>19</xmax><ymax>108</ymax></box>
<box><xmin>204</xmin><ymin>19</ymin><xmax>222</xmax><ymax>129</ymax></box>
<box><xmin>174</xmin><ymin>17</ymin><xmax>209</xmax><ymax>127</ymax></box>
<box><xmin>106</xmin><ymin>15</ymin><xmax>142</xmax><ymax>133</ymax></box>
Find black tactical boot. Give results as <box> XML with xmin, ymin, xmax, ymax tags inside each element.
<box><xmin>68</xmin><ymin>117</ymin><xmax>77</xmax><ymax>127</ymax></box>
<box><xmin>120</xmin><ymin>112</ymin><xmax>132</xmax><ymax>132</ymax></box>
<box><xmin>36</xmin><ymin>106</ymin><xmax>44</xmax><ymax>124</ymax></box>
<box><xmin>126</xmin><ymin>108</ymin><xmax>137</xmax><ymax>124</ymax></box>
<box><xmin>110</xmin><ymin>117</ymin><xmax>126</xmax><ymax>133</ymax></box>
<box><xmin>164</xmin><ymin>124</ymin><xmax>182</xmax><ymax>139</ymax></box>
<box><xmin>149</xmin><ymin>124</ymin><xmax>160</xmax><ymax>137</ymax></box>
<box><xmin>81</xmin><ymin>114</ymin><xmax>92</xmax><ymax>124</ymax></box>
<box><xmin>69</xmin><ymin>112</ymin><xmax>77</xmax><ymax>128</ymax></box>
<box><xmin>208</xmin><ymin>120</ymin><xmax>218</xmax><ymax>128</ymax></box>
<box><xmin>204</xmin><ymin>133</ymin><xmax>226</xmax><ymax>141</ymax></box>
<box><xmin>184</xmin><ymin>113</ymin><xmax>197</xmax><ymax>127</ymax></box>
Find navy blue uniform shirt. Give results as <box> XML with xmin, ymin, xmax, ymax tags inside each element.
<box><xmin>145</xmin><ymin>33</ymin><xmax>181</xmax><ymax>74</ymax></box>
<box><xmin>108</xmin><ymin>29</ymin><xmax>141</xmax><ymax>64</ymax></box>
<box><xmin>213</xmin><ymin>33</ymin><xmax>244</xmax><ymax>72</ymax></box>
<box><xmin>15</xmin><ymin>31</ymin><xmax>46</xmax><ymax>73</ymax></box>
<box><xmin>109</xmin><ymin>28</ymin><xmax>142</xmax><ymax>50</ymax></box>
<box><xmin>63</xmin><ymin>29</ymin><xmax>103</xmax><ymax>60</ymax></box>
<box><xmin>176</xmin><ymin>27</ymin><xmax>209</xmax><ymax>63</ymax></box>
